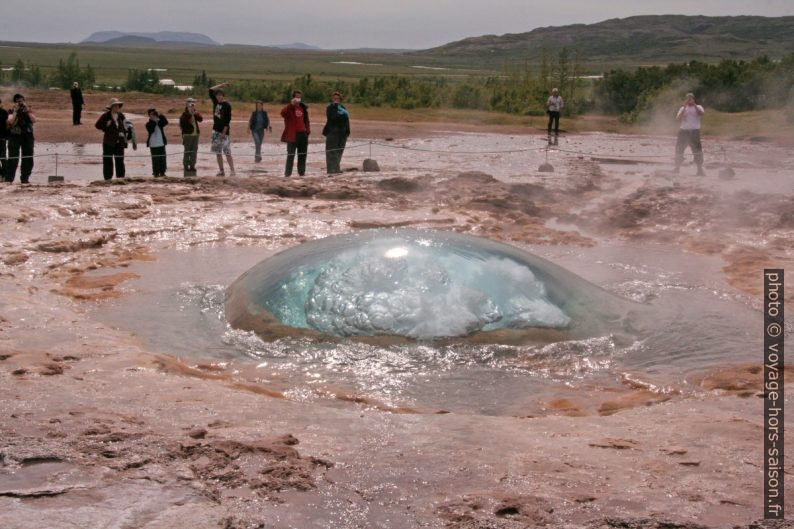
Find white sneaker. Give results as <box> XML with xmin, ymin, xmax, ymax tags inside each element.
<box><xmin>216</xmin><ymin>171</ymin><xmax>225</xmax><ymax>177</ymax></box>
<box><xmin>229</xmin><ymin>170</ymin><xmax>236</xmax><ymax>177</ymax></box>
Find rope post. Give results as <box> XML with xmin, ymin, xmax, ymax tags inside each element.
<box><xmin>717</xmin><ymin>143</ymin><xmax>735</xmax><ymax>180</ymax></box>
<box><xmin>538</xmin><ymin>146</ymin><xmax>554</xmax><ymax>172</ymax></box>
<box><xmin>48</xmin><ymin>153</ymin><xmax>65</xmax><ymax>183</ymax></box>
<box><xmin>363</xmin><ymin>140</ymin><xmax>380</xmax><ymax>172</ymax></box>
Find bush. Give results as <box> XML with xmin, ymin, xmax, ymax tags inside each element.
<box><xmin>595</xmin><ymin>53</ymin><xmax>794</xmax><ymax>118</ymax></box>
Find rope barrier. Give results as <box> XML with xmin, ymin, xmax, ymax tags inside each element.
<box><xmin>0</xmin><ymin>136</ymin><xmax>730</xmax><ymax>179</ymax></box>
<box><xmin>0</xmin><ymin>133</ymin><xmax>707</xmax><ymax>161</ymax></box>
<box><xmin>369</xmin><ymin>141</ymin><xmax>548</xmax><ymax>155</ymax></box>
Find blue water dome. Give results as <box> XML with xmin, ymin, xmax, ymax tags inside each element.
<box><xmin>225</xmin><ymin>229</ymin><xmax>631</xmax><ymax>343</ymax></box>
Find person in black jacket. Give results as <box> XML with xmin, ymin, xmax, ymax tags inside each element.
<box><xmin>179</xmin><ymin>98</ymin><xmax>202</xmax><ymax>175</ymax></box>
<box><xmin>0</xmin><ymin>98</ymin><xmax>8</xmax><ymax>179</ymax></box>
<box><xmin>145</xmin><ymin>108</ymin><xmax>168</xmax><ymax>177</ymax></box>
<box><xmin>70</xmin><ymin>82</ymin><xmax>85</xmax><ymax>125</ymax></box>
<box><xmin>95</xmin><ymin>98</ymin><xmax>130</xmax><ymax>180</ymax></box>
<box><xmin>248</xmin><ymin>101</ymin><xmax>271</xmax><ymax>163</ymax></box>
<box><xmin>322</xmin><ymin>91</ymin><xmax>350</xmax><ymax>175</ymax></box>
<box><xmin>5</xmin><ymin>94</ymin><xmax>36</xmax><ymax>184</ymax></box>
<box><xmin>209</xmin><ymin>82</ymin><xmax>235</xmax><ymax>176</ymax></box>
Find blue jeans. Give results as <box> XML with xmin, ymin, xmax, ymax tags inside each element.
<box><xmin>252</xmin><ymin>130</ymin><xmax>264</xmax><ymax>158</ymax></box>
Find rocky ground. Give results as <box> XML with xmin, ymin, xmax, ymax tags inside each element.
<box><xmin>0</xmin><ymin>126</ymin><xmax>792</xmax><ymax>528</ymax></box>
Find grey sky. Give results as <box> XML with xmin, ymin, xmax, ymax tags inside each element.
<box><xmin>3</xmin><ymin>0</ymin><xmax>793</xmax><ymax>49</ymax></box>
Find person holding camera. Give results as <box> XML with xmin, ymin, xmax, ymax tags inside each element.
<box><xmin>70</xmin><ymin>81</ymin><xmax>85</xmax><ymax>126</ymax></box>
<box><xmin>209</xmin><ymin>82</ymin><xmax>235</xmax><ymax>177</ymax></box>
<box><xmin>248</xmin><ymin>100</ymin><xmax>271</xmax><ymax>163</ymax></box>
<box><xmin>5</xmin><ymin>94</ymin><xmax>36</xmax><ymax>184</ymax></box>
<box><xmin>281</xmin><ymin>90</ymin><xmax>310</xmax><ymax>177</ymax></box>
<box><xmin>674</xmin><ymin>92</ymin><xmax>706</xmax><ymax>176</ymax></box>
<box><xmin>0</xmin><ymin>98</ymin><xmax>8</xmax><ymax>180</ymax></box>
<box><xmin>95</xmin><ymin>98</ymin><xmax>130</xmax><ymax>180</ymax></box>
<box><xmin>145</xmin><ymin>108</ymin><xmax>169</xmax><ymax>177</ymax></box>
<box><xmin>179</xmin><ymin>97</ymin><xmax>202</xmax><ymax>176</ymax></box>
<box><xmin>546</xmin><ymin>88</ymin><xmax>563</xmax><ymax>139</ymax></box>
<box><xmin>322</xmin><ymin>91</ymin><xmax>350</xmax><ymax>175</ymax></box>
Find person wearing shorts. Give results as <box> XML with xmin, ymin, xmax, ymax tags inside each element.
<box><xmin>209</xmin><ymin>82</ymin><xmax>235</xmax><ymax>176</ymax></box>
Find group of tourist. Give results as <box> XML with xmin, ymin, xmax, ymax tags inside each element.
<box><xmin>90</xmin><ymin>82</ymin><xmax>352</xmax><ymax>180</ymax></box>
<box><xmin>0</xmin><ymin>82</ymin><xmax>353</xmax><ymax>182</ymax></box>
<box><xmin>0</xmin><ymin>85</ymin><xmax>707</xmax><ymax>183</ymax></box>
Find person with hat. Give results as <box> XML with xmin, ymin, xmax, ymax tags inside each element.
<box><xmin>248</xmin><ymin>100</ymin><xmax>271</xmax><ymax>163</ymax></box>
<box><xmin>95</xmin><ymin>98</ymin><xmax>129</xmax><ymax>180</ymax></box>
<box><xmin>145</xmin><ymin>108</ymin><xmax>169</xmax><ymax>177</ymax></box>
<box><xmin>322</xmin><ymin>91</ymin><xmax>350</xmax><ymax>175</ymax></box>
<box><xmin>674</xmin><ymin>92</ymin><xmax>706</xmax><ymax>176</ymax></box>
<box><xmin>70</xmin><ymin>81</ymin><xmax>85</xmax><ymax>126</ymax></box>
<box><xmin>179</xmin><ymin>97</ymin><xmax>202</xmax><ymax>176</ymax></box>
<box><xmin>5</xmin><ymin>94</ymin><xmax>36</xmax><ymax>184</ymax></box>
<box><xmin>209</xmin><ymin>82</ymin><xmax>235</xmax><ymax>176</ymax></box>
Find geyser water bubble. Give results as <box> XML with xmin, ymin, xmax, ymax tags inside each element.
<box><xmin>225</xmin><ymin>229</ymin><xmax>631</xmax><ymax>342</ymax></box>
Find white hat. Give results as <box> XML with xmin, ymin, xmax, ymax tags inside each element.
<box><xmin>105</xmin><ymin>98</ymin><xmax>124</xmax><ymax>110</ymax></box>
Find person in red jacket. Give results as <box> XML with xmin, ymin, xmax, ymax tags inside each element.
<box><xmin>280</xmin><ymin>90</ymin><xmax>310</xmax><ymax>177</ymax></box>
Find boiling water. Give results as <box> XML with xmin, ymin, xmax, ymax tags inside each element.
<box><xmin>94</xmin><ymin>241</ymin><xmax>761</xmax><ymax>416</ymax></box>
<box><xmin>225</xmin><ymin>230</ymin><xmax>633</xmax><ymax>340</ymax></box>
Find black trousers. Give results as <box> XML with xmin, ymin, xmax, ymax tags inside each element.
<box><xmin>150</xmin><ymin>146</ymin><xmax>166</xmax><ymax>176</ymax></box>
<box><xmin>675</xmin><ymin>129</ymin><xmax>703</xmax><ymax>167</ymax></box>
<box><xmin>325</xmin><ymin>133</ymin><xmax>347</xmax><ymax>174</ymax></box>
<box><xmin>285</xmin><ymin>131</ymin><xmax>309</xmax><ymax>176</ymax></box>
<box><xmin>102</xmin><ymin>143</ymin><xmax>126</xmax><ymax>180</ymax></box>
<box><xmin>72</xmin><ymin>105</ymin><xmax>82</xmax><ymax>125</ymax></box>
<box><xmin>6</xmin><ymin>134</ymin><xmax>34</xmax><ymax>183</ymax></box>
<box><xmin>547</xmin><ymin>111</ymin><xmax>560</xmax><ymax>134</ymax></box>
<box><xmin>0</xmin><ymin>139</ymin><xmax>6</xmax><ymax>180</ymax></box>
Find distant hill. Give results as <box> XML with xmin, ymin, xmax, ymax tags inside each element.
<box><xmin>82</xmin><ymin>31</ymin><xmax>219</xmax><ymax>46</ymax></box>
<box><xmin>417</xmin><ymin>15</ymin><xmax>794</xmax><ymax>64</ymax></box>
<box><xmin>267</xmin><ymin>42</ymin><xmax>322</xmax><ymax>50</ymax></box>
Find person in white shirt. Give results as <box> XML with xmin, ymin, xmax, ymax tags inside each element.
<box><xmin>546</xmin><ymin>88</ymin><xmax>564</xmax><ymax>137</ymax></box>
<box><xmin>145</xmin><ymin>108</ymin><xmax>169</xmax><ymax>177</ymax></box>
<box><xmin>674</xmin><ymin>93</ymin><xmax>705</xmax><ymax>176</ymax></box>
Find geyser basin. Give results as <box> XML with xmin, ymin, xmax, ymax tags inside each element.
<box><xmin>225</xmin><ymin>229</ymin><xmax>631</xmax><ymax>342</ymax></box>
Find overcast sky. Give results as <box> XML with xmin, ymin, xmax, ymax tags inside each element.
<box><xmin>2</xmin><ymin>0</ymin><xmax>792</xmax><ymax>49</ymax></box>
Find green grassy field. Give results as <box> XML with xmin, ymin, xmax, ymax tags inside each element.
<box><xmin>0</xmin><ymin>41</ymin><xmax>495</xmax><ymax>85</ymax></box>
<box><xmin>2</xmin><ymin>40</ymin><xmax>792</xmax><ymax>143</ymax></box>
